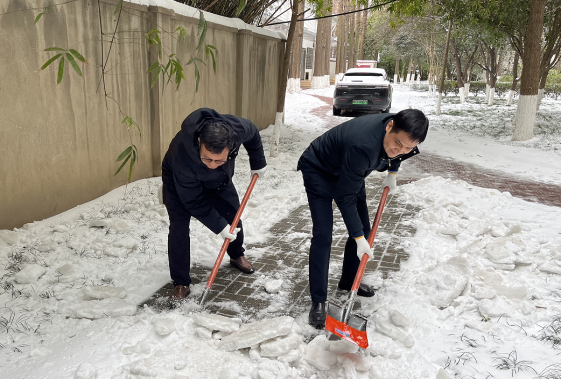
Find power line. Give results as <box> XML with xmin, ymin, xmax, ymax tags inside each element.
<box><xmin>258</xmin><ymin>0</ymin><xmax>399</xmax><ymax>27</ymax></box>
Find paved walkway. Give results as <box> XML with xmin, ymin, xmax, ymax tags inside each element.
<box><xmin>145</xmin><ymin>89</ymin><xmax>561</xmax><ymax>326</ymax></box>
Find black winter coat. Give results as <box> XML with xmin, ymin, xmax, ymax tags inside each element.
<box><xmin>162</xmin><ymin>108</ymin><xmax>267</xmax><ymax>234</ymax></box>
<box><xmin>298</xmin><ymin>112</ymin><xmax>419</xmax><ymax>238</ymax></box>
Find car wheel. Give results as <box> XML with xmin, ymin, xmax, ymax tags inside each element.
<box><xmin>333</xmin><ymin>106</ymin><xmax>341</xmax><ymax>116</ymax></box>
<box><xmin>383</xmin><ymin>103</ymin><xmax>391</xmax><ymax>113</ymax></box>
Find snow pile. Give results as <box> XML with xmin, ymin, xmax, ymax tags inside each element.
<box><xmin>0</xmin><ymin>85</ymin><xmax>561</xmax><ymax>378</ymax></box>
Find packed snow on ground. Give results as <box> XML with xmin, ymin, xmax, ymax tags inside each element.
<box><xmin>1</xmin><ymin>84</ymin><xmax>561</xmax><ymax>378</ymax></box>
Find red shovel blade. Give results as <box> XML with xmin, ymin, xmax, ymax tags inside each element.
<box><xmin>325</xmin><ymin>312</ymin><xmax>369</xmax><ymax>349</ymax></box>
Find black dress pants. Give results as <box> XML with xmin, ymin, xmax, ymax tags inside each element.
<box><xmin>299</xmin><ymin>161</ymin><xmax>371</xmax><ymax>303</ymax></box>
<box><xmin>165</xmin><ymin>194</ymin><xmax>244</xmax><ymax>286</ymax></box>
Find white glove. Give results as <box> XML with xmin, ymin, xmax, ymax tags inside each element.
<box><xmin>219</xmin><ymin>224</ymin><xmax>240</xmax><ymax>241</ymax></box>
<box><xmin>251</xmin><ymin>165</ymin><xmax>267</xmax><ymax>179</ymax></box>
<box><xmin>382</xmin><ymin>171</ymin><xmax>397</xmax><ymax>195</ymax></box>
<box><xmin>355</xmin><ymin>236</ymin><xmax>374</xmax><ymax>261</ymax></box>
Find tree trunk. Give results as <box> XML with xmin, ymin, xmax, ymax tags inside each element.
<box><xmin>335</xmin><ymin>0</ymin><xmax>347</xmax><ymax>80</ymax></box>
<box><xmin>272</xmin><ymin>0</ymin><xmax>301</xmax><ymax>158</ymax></box>
<box><xmin>348</xmin><ymin>3</ymin><xmax>356</xmax><ymax>69</ymax></box>
<box><xmin>512</xmin><ymin>0</ymin><xmax>546</xmax><ymax>141</ymax></box>
<box><xmin>325</xmin><ymin>9</ymin><xmax>332</xmax><ymax>85</ymax></box>
<box><xmin>359</xmin><ymin>4</ymin><xmax>368</xmax><ymax>60</ymax></box>
<box><xmin>394</xmin><ymin>58</ymin><xmax>399</xmax><ymax>84</ymax></box>
<box><xmin>311</xmin><ymin>3</ymin><xmax>331</xmax><ymax>89</ymax></box>
<box><xmin>488</xmin><ymin>46</ymin><xmax>497</xmax><ymax>106</ymax></box>
<box><xmin>451</xmin><ymin>38</ymin><xmax>465</xmax><ymax>103</ymax></box>
<box><xmin>436</xmin><ymin>19</ymin><xmax>453</xmax><ymax>116</ymax></box>
<box><xmin>287</xmin><ymin>0</ymin><xmax>304</xmax><ymax>93</ymax></box>
<box><xmin>507</xmin><ymin>51</ymin><xmax>520</xmax><ymax>106</ymax></box>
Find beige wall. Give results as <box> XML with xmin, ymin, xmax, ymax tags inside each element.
<box><xmin>0</xmin><ymin>0</ymin><xmax>284</xmax><ymax>230</ymax></box>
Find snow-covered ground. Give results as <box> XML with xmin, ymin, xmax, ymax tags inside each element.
<box><xmin>1</xmin><ymin>85</ymin><xmax>561</xmax><ymax>378</ymax></box>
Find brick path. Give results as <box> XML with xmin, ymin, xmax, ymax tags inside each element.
<box><xmin>145</xmin><ymin>88</ymin><xmax>561</xmax><ymax>324</ymax></box>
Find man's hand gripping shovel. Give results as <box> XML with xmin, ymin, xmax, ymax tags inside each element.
<box><xmin>199</xmin><ymin>173</ymin><xmax>259</xmax><ymax>306</ymax></box>
<box><xmin>324</xmin><ymin>186</ymin><xmax>390</xmax><ymax>349</ymax></box>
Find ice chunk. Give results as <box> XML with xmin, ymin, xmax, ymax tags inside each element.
<box><xmin>0</xmin><ymin>230</ymin><xmax>19</xmax><ymax>245</ymax></box>
<box><xmin>258</xmin><ymin>358</ymin><xmax>289</xmax><ymax>379</ymax></box>
<box><xmin>478</xmin><ymin>298</ymin><xmax>513</xmax><ymax>318</ymax></box>
<box><xmin>191</xmin><ymin>313</ymin><xmax>241</xmax><ymax>333</ymax></box>
<box><xmin>539</xmin><ymin>262</ymin><xmax>561</xmax><ymax>275</ymax></box>
<box><xmin>249</xmin><ymin>347</ymin><xmax>261</xmax><ymax>361</ymax></box>
<box><xmin>328</xmin><ymin>339</ymin><xmax>359</xmax><ymax>354</ymax></box>
<box><xmin>485</xmin><ymin>239</ymin><xmax>513</xmax><ymax>264</ymax></box>
<box><xmin>304</xmin><ymin>335</ymin><xmax>337</xmax><ymax>371</ymax></box>
<box><xmin>494</xmin><ymin>284</ymin><xmax>527</xmax><ymax>300</ymax></box>
<box><xmin>472</xmin><ymin>286</ymin><xmax>497</xmax><ymax>300</ymax></box>
<box><xmin>265</xmin><ymin>279</ymin><xmax>283</xmax><ymax>293</ymax></box>
<box><xmin>124</xmin><ymin>204</ymin><xmax>140</xmax><ymax>212</ymax></box>
<box><xmin>277</xmin><ymin>347</ymin><xmax>303</xmax><ymax>363</ymax></box>
<box><xmin>123</xmin><ymin>341</ymin><xmax>151</xmax><ymax>355</ymax></box>
<box><xmin>82</xmin><ymin>286</ymin><xmax>126</xmax><ymax>300</ymax></box>
<box><xmin>436</xmin><ymin>368</ymin><xmax>453</xmax><ymax>378</ymax></box>
<box><xmin>37</xmin><ymin>241</ymin><xmax>58</xmax><ymax>252</ymax></box>
<box><xmin>152</xmin><ymin>317</ymin><xmax>175</xmax><ymax>336</ymax></box>
<box><xmin>415</xmin><ymin>264</ymin><xmax>468</xmax><ymax>308</ymax></box>
<box><xmin>260</xmin><ymin>332</ymin><xmax>301</xmax><ymax>357</ymax></box>
<box><xmin>74</xmin><ymin>362</ymin><xmax>98</xmax><ymax>379</ymax></box>
<box><xmin>59</xmin><ymin>299</ymin><xmax>137</xmax><ymax>319</ymax></box>
<box><xmin>88</xmin><ymin>219</ymin><xmax>111</xmax><ymax>228</ymax></box>
<box><xmin>56</xmin><ymin>263</ymin><xmax>84</xmax><ymax>283</ymax></box>
<box><xmin>195</xmin><ymin>327</ymin><xmax>212</xmax><ymax>339</ymax></box>
<box><xmin>113</xmin><ymin>237</ymin><xmax>139</xmax><ymax>250</ymax></box>
<box><xmin>14</xmin><ymin>264</ymin><xmax>46</xmax><ymax>284</ymax></box>
<box><xmin>217</xmin><ymin>316</ymin><xmax>293</xmax><ymax>351</ymax></box>
<box><xmin>103</xmin><ymin>247</ymin><xmax>127</xmax><ymax>257</ymax></box>
<box><xmin>390</xmin><ymin>310</ymin><xmax>411</xmax><ymax>327</ymax></box>
<box><xmin>111</xmin><ymin>219</ymin><xmax>131</xmax><ymax>232</ymax></box>
<box><xmin>374</xmin><ymin>315</ymin><xmax>415</xmax><ymax>348</ymax></box>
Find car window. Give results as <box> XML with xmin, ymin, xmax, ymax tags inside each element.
<box><xmin>344</xmin><ymin>73</ymin><xmax>383</xmax><ymax>77</ymax></box>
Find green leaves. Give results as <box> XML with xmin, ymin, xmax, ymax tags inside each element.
<box><xmin>236</xmin><ymin>0</ymin><xmax>247</xmax><ymax>17</ymax></box>
<box><xmin>115</xmin><ymin>0</ymin><xmax>124</xmax><ymax>15</ymax></box>
<box><xmin>41</xmin><ymin>47</ymin><xmax>86</xmax><ymax>84</ymax></box>
<box><xmin>147</xmin><ymin>11</ymin><xmax>217</xmax><ymax>93</ymax></box>
<box><xmin>175</xmin><ymin>27</ymin><xmax>189</xmax><ymax>42</ymax></box>
<box><xmin>121</xmin><ymin>116</ymin><xmax>141</xmax><ymax>137</ymax></box>
<box><xmin>114</xmin><ymin>144</ymin><xmax>138</xmax><ymax>183</ymax></box>
<box><xmin>197</xmin><ymin>11</ymin><xmax>207</xmax><ymax>50</ymax></box>
<box><xmin>147</xmin><ymin>29</ymin><xmax>163</xmax><ymax>59</ymax></box>
<box><xmin>205</xmin><ymin>45</ymin><xmax>217</xmax><ymax>73</ymax></box>
<box><xmin>34</xmin><ymin>13</ymin><xmax>44</xmax><ymax>24</ymax></box>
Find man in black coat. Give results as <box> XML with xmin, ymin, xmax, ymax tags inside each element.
<box><xmin>162</xmin><ymin>108</ymin><xmax>267</xmax><ymax>302</ymax></box>
<box><xmin>297</xmin><ymin>109</ymin><xmax>429</xmax><ymax>328</ymax></box>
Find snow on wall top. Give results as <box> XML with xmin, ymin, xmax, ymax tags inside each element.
<box><xmin>125</xmin><ymin>0</ymin><xmax>287</xmax><ymax>40</ymax></box>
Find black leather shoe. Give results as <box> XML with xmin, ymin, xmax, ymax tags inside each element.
<box><xmin>309</xmin><ymin>302</ymin><xmax>327</xmax><ymax>328</ymax></box>
<box><xmin>337</xmin><ymin>282</ymin><xmax>376</xmax><ymax>297</ymax></box>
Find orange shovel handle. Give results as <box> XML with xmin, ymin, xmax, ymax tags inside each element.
<box><xmin>205</xmin><ymin>173</ymin><xmax>259</xmax><ymax>289</ymax></box>
<box><xmin>350</xmin><ymin>186</ymin><xmax>390</xmax><ymax>293</ymax></box>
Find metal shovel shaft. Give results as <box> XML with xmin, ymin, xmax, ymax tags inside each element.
<box><xmin>325</xmin><ymin>186</ymin><xmax>390</xmax><ymax>348</ymax></box>
<box><xmin>350</xmin><ymin>186</ymin><xmax>390</xmax><ymax>293</ymax></box>
<box><xmin>200</xmin><ymin>173</ymin><xmax>259</xmax><ymax>305</ymax></box>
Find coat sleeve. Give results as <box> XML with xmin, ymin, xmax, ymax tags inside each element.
<box><xmin>333</xmin><ymin>145</ymin><xmax>371</xmax><ymax>239</ymax></box>
<box><xmin>172</xmin><ymin>158</ymin><xmax>227</xmax><ymax>234</ymax></box>
<box><xmin>237</xmin><ymin>118</ymin><xmax>267</xmax><ymax>170</ymax></box>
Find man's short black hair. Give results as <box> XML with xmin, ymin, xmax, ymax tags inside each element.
<box><xmin>391</xmin><ymin>109</ymin><xmax>429</xmax><ymax>143</ymax></box>
<box><xmin>199</xmin><ymin>122</ymin><xmax>234</xmax><ymax>154</ymax></box>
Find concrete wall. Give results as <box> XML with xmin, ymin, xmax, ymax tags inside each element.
<box><xmin>0</xmin><ymin>0</ymin><xmax>285</xmax><ymax>230</ymax></box>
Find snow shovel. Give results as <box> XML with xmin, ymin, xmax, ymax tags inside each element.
<box><xmin>324</xmin><ymin>186</ymin><xmax>390</xmax><ymax>349</ymax></box>
<box><xmin>199</xmin><ymin>173</ymin><xmax>259</xmax><ymax>306</ymax></box>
